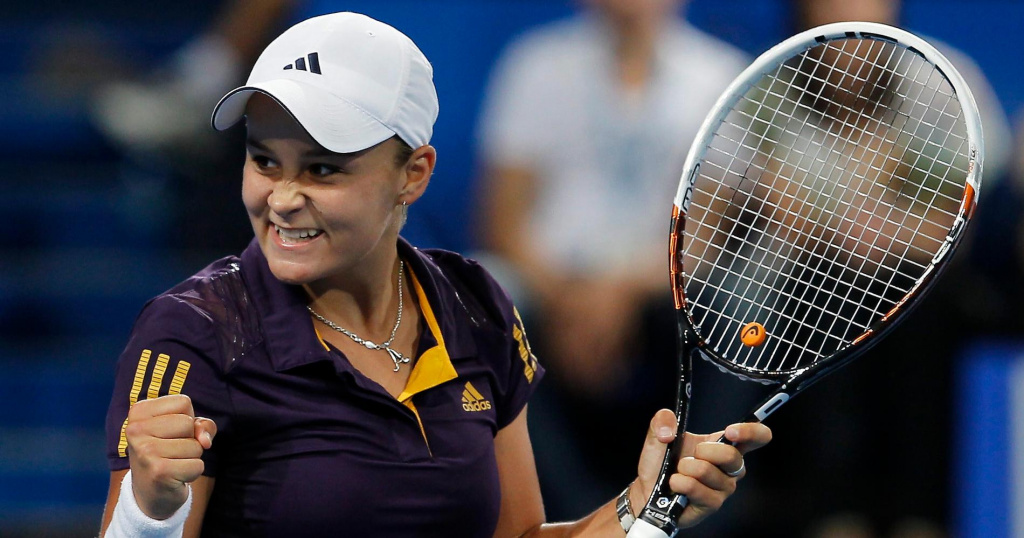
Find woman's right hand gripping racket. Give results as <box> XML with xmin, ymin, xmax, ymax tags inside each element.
<box><xmin>628</xmin><ymin>22</ymin><xmax>983</xmax><ymax>538</ymax></box>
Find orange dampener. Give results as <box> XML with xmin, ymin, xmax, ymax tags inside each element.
<box><xmin>740</xmin><ymin>322</ymin><xmax>767</xmax><ymax>347</ymax></box>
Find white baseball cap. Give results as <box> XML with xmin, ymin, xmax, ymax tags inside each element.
<box><xmin>211</xmin><ymin>12</ymin><xmax>438</xmax><ymax>153</ymax></box>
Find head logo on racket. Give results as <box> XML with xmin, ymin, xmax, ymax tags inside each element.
<box><xmin>740</xmin><ymin>322</ymin><xmax>767</xmax><ymax>347</ymax></box>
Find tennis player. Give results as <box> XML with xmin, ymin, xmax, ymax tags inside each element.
<box><xmin>100</xmin><ymin>12</ymin><xmax>771</xmax><ymax>537</ymax></box>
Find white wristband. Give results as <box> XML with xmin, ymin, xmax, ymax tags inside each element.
<box><xmin>105</xmin><ymin>470</ymin><xmax>192</xmax><ymax>538</ymax></box>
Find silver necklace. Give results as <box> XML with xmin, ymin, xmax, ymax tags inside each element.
<box><xmin>307</xmin><ymin>261</ymin><xmax>410</xmax><ymax>372</ymax></box>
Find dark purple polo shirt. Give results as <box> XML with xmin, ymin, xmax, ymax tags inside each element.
<box><xmin>106</xmin><ymin>238</ymin><xmax>543</xmax><ymax>537</ymax></box>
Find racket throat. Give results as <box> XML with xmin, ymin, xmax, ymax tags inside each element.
<box><xmin>750</xmin><ymin>392</ymin><xmax>791</xmax><ymax>422</ymax></box>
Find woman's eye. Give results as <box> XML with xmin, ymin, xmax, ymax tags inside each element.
<box><xmin>250</xmin><ymin>154</ymin><xmax>276</xmax><ymax>169</ymax></box>
<box><xmin>310</xmin><ymin>164</ymin><xmax>341</xmax><ymax>177</ymax></box>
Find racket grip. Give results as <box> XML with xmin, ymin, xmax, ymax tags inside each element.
<box><xmin>633</xmin><ymin>492</ymin><xmax>689</xmax><ymax>537</ymax></box>
<box><xmin>634</xmin><ymin>429</ymin><xmax>744</xmax><ymax>537</ymax></box>
<box><xmin>715</xmin><ymin>433</ymin><xmax>738</xmax><ymax>445</ymax></box>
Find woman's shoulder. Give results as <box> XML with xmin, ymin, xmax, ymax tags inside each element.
<box><xmin>412</xmin><ymin>247</ymin><xmax>518</xmax><ymax>333</ymax></box>
<box><xmin>132</xmin><ymin>254</ymin><xmax>258</xmax><ymax>355</ymax></box>
<box><xmin>146</xmin><ymin>255</ymin><xmax>245</xmax><ymax>313</ymax></box>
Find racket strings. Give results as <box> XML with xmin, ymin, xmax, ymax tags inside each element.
<box><xmin>751</xmin><ymin>43</ymin><xmax>960</xmax><ymax>366</ymax></box>
<box><xmin>696</xmin><ymin>81</ymin><xmax>913</xmax><ymax>340</ymax></box>
<box><xmin>682</xmin><ymin>36</ymin><xmax>970</xmax><ymax>373</ymax></box>
<box><xmin>761</xmin><ymin>41</ymin><xmax>922</xmax><ymax>365</ymax></box>
<box><xmin>757</xmin><ymin>40</ymin><xmax>962</xmax><ymax>364</ymax></box>
<box><xmin>696</xmin><ymin>44</ymin><xmax>942</xmax><ymax>272</ymax></box>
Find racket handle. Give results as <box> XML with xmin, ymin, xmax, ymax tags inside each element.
<box><xmin>715</xmin><ymin>432</ymin><xmax>739</xmax><ymax>445</ymax></box>
<box><xmin>634</xmin><ymin>427</ymin><xmax>749</xmax><ymax>537</ymax></box>
<box><xmin>626</xmin><ymin>518</ymin><xmax>673</xmax><ymax>538</ymax></box>
<box><xmin>633</xmin><ymin>492</ymin><xmax>689</xmax><ymax>537</ymax></box>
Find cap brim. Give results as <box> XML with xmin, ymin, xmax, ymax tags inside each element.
<box><xmin>210</xmin><ymin>79</ymin><xmax>395</xmax><ymax>154</ymax></box>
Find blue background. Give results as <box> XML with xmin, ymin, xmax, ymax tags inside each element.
<box><xmin>0</xmin><ymin>1</ymin><xmax>1022</xmax><ymax>535</ymax></box>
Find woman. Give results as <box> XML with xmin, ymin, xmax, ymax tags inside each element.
<box><xmin>100</xmin><ymin>12</ymin><xmax>771</xmax><ymax>537</ymax></box>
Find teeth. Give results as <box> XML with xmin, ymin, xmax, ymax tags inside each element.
<box><xmin>275</xmin><ymin>225</ymin><xmax>322</xmax><ymax>243</ymax></box>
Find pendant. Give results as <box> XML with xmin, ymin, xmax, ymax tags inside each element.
<box><xmin>385</xmin><ymin>347</ymin><xmax>410</xmax><ymax>372</ymax></box>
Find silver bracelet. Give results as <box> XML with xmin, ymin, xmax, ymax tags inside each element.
<box><xmin>615</xmin><ymin>482</ymin><xmax>637</xmax><ymax>533</ymax></box>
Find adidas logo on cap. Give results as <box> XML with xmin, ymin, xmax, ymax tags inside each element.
<box><xmin>211</xmin><ymin>12</ymin><xmax>439</xmax><ymax>154</ymax></box>
<box><xmin>283</xmin><ymin>52</ymin><xmax>322</xmax><ymax>74</ymax></box>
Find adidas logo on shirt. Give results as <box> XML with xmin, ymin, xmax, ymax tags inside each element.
<box><xmin>462</xmin><ymin>382</ymin><xmax>492</xmax><ymax>412</ymax></box>
<box><xmin>283</xmin><ymin>52</ymin><xmax>322</xmax><ymax>74</ymax></box>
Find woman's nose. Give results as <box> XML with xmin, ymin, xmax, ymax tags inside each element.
<box><xmin>267</xmin><ymin>179</ymin><xmax>305</xmax><ymax>216</ymax></box>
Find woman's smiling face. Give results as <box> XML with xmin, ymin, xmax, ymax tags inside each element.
<box><xmin>241</xmin><ymin>93</ymin><xmax>410</xmax><ymax>287</ymax></box>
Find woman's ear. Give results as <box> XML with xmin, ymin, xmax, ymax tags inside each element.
<box><xmin>399</xmin><ymin>144</ymin><xmax>436</xmax><ymax>205</ymax></box>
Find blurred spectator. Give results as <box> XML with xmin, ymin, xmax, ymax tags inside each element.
<box><xmin>475</xmin><ymin>0</ymin><xmax>752</xmax><ymax>524</ymax></box>
<box><xmin>793</xmin><ymin>0</ymin><xmax>1012</xmax><ymax>181</ymax></box>
<box><xmin>90</xmin><ymin>0</ymin><xmax>296</xmax><ymax>256</ymax></box>
<box><xmin>764</xmin><ymin>1</ymin><xmax>1020</xmax><ymax>537</ymax></box>
<box><xmin>4</xmin><ymin>1</ymin><xmax>1019</xmax><ymax>535</ymax></box>
<box><xmin>1017</xmin><ymin>119</ymin><xmax>1024</xmax><ymax>273</ymax></box>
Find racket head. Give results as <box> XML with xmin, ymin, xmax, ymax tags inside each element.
<box><xmin>671</xmin><ymin>21</ymin><xmax>983</xmax><ymax>386</ymax></box>
<box><xmin>634</xmin><ymin>23</ymin><xmax>984</xmax><ymax>538</ymax></box>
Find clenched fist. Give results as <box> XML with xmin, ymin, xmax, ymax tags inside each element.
<box><xmin>125</xmin><ymin>394</ymin><xmax>217</xmax><ymax>520</ymax></box>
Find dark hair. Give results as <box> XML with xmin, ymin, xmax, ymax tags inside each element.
<box><xmin>393</xmin><ymin>136</ymin><xmax>415</xmax><ymax>168</ymax></box>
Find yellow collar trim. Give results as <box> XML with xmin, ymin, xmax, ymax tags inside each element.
<box><xmin>398</xmin><ymin>267</ymin><xmax>458</xmax><ymax>402</ymax></box>
<box><xmin>308</xmin><ymin>264</ymin><xmax>457</xmax><ymax>401</ymax></box>
<box><xmin>314</xmin><ymin>326</ymin><xmax>330</xmax><ymax>351</ymax></box>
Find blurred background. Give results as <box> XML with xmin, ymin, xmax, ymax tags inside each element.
<box><xmin>0</xmin><ymin>0</ymin><xmax>1022</xmax><ymax>537</ymax></box>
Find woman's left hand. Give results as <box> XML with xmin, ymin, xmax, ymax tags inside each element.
<box><xmin>630</xmin><ymin>409</ymin><xmax>772</xmax><ymax>529</ymax></box>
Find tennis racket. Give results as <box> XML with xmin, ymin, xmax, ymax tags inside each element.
<box><xmin>627</xmin><ymin>21</ymin><xmax>983</xmax><ymax>538</ymax></box>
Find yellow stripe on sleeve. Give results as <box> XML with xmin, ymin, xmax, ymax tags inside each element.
<box><xmin>119</xmin><ymin>349</ymin><xmax>153</xmax><ymax>457</ymax></box>
<box><xmin>117</xmin><ymin>420</ymin><xmax>130</xmax><ymax>458</ymax></box>
<box><xmin>128</xmin><ymin>349</ymin><xmax>152</xmax><ymax>405</ymax></box>
<box><xmin>146</xmin><ymin>354</ymin><xmax>171</xmax><ymax>400</ymax></box>
<box><xmin>167</xmin><ymin>361</ymin><xmax>191</xmax><ymax>395</ymax></box>
<box><xmin>512</xmin><ymin>322</ymin><xmax>536</xmax><ymax>383</ymax></box>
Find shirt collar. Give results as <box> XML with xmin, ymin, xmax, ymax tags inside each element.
<box><xmin>239</xmin><ymin>238</ymin><xmax>478</xmax><ymax>375</ymax></box>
